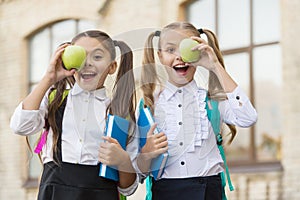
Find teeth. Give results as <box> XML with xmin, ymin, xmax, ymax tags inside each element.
<box><xmin>174</xmin><ymin>65</ymin><xmax>186</xmax><ymax>68</ymax></box>
<box><xmin>81</xmin><ymin>72</ymin><xmax>96</xmax><ymax>75</ymax></box>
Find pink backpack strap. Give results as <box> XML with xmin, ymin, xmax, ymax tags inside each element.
<box><xmin>34</xmin><ymin>130</ymin><xmax>49</xmax><ymax>154</ymax></box>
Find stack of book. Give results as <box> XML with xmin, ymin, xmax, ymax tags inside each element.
<box><xmin>137</xmin><ymin>99</ymin><xmax>169</xmax><ymax>180</ymax></box>
<box><xmin>99</xmin><ymin>114</ymin><xmax>129</xmax><ymax>181</ymax></box>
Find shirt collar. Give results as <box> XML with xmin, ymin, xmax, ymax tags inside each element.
<box><xmin>71</xmin><ymin>83</ymin><xmax>107</xmax><ymax>100</ymax></box>
<box><xmin>164</xmin><ymin>80</ymin><xmax>199</xmax><ymax>101</ymax></box>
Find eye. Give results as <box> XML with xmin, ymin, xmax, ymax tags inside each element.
<box><xmin>93</xmin><ymin>54</ymin><xmax>103</xmax><ymax>60</ymax></box>
<box><xmin>165</xmin><ymin>47</ymin><xmax>176</xmax><ymax>54</ymax></box>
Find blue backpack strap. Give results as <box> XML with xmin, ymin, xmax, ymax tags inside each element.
<box><xmin>145</xmin><ymin>176</ymin><xmax>152</xmax><ymax>200</ymax></box>
<box><xmin>138</xmin><ymin>99</ymin><xmax>153</xmax><ymax>200</ymax></box>
<box><xmin>205</xmin><ymin>97</ymin><xmax>234</xmax><ymax>200</ymax></box>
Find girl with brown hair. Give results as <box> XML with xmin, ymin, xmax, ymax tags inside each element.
<box><xmin>10</xmin><ymin>30</ymin><xmax>138</xmax><ymax>200</ymax></box>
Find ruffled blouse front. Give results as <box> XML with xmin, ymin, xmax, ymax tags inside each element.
<box><xmin>152</xmin><ymin>80</ymin><xmax>257</xmax><ymax>178</ymax></box>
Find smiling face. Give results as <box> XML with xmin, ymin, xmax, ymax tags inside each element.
<box><xmin>73</xmin><ymin>37</ymin><xmax>116</xmax><ymax>91</ymax></box>
<box><xmin>158</xmin><ymin>29</ymin><xmax>197</xmax><ymax>87</ymax></box>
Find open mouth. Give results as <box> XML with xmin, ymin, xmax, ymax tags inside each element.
<box><xmin>81</xmin><ymin>72</ymin><xmax>97</xmax><ymax>80</ymax></box>
<box><xmin>173</xmin><ymin>64</ymin><xmax>190</xmax><ymax>73</ymax></box>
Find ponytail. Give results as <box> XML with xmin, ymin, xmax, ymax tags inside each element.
<box><xmin>200</xmin><ymin>28</ymin><xmax>237</xmax><ymax>144</ymax></box>
<box><xmin>109</xmin><ymin>40</ymin><xmax>136</xmax><ymax>123</ymax></box>
<box><xmin>48</xmin><ymin>76</ymin><xmax>75</xmax><ymax>159</ymax></box>
<box><xmin>141</xmin><ymin>31</ymin><xmax>160</xmax><ymax>113</ymax></box>
<box><xmin>200</xmin><ymin>29</ymin><xmax>226</xmax><ymax>100</ymax></box>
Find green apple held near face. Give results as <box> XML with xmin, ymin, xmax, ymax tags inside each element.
<box><xmin>179</xmin><ymin>38</ymin><xmax>200</xmax><ymax>63</ymax></box>
<box><xmin>62</xmin><ymin>45</ymin><xmax>86</xmax><ymax>70</ymax></box>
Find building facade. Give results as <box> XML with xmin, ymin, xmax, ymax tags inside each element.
<box><xmin>0</xmin><ymin>0</ymin><xmax>299</xmax><ymax>199</ymax></box>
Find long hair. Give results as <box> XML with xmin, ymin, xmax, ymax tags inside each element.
<box><xmin>47</xmin><ymin>30</ymin><xmax>136</xmax><ymax>159</ymax></box>
<box><xmin>141</xmin><ymin>22</ymin><xmax>236</xmax><ymax>144</ymax></box>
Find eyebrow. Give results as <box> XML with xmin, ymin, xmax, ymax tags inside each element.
<box><xmin>90</xmin><ymin>48</ymin><xmax>105</xmax><ymax>53</ymax></box>
<box><xmin>163</xmin><ymin>41</ymin><xmax>178</xmax><ymax>46</ymax></box>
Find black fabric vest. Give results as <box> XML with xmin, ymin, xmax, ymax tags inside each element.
<box><xmin>52</xmin><ymin>96</ymin><xmax>68</xmax><ymax>163</ymax></box>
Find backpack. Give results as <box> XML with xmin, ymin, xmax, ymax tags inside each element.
<box><xmin>34</xmin><ymin>89</ymin><xmax>70</xmax><ymax>154</ymax></box>
<box><xmin>205</xmin><ymin>97</ymin><xmax>234</xmax><ymax>200</ymax></box>
<box><xmin>144</xmin><ymin>97</ymin><xmax>234</xmax><ymax>200</ymax></box>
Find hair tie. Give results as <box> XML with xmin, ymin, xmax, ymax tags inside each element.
<box><xmin>198</xmin><ymin>28</ymin><xmax>205</xmax><ymax>35</ymax></box>
<box><xmin>154</xmin><ymin>30</ymin><xmax>161</xmax><ymax>37</ymax></box>
<box><xmin>113</xmin><ymin>40</ymin><xmax>118</xmax><ymax>46</ymax></box>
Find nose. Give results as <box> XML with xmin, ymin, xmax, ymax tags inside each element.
<box><xmin>175</xmin><ymin>52</ymin><xmax>183</xmax><ymax>61</ymax></box>
<box><xmin>83</xmin><ymin>54</ymin><xmax>93</xmax><ymax>67</ymax></box>
<box><xmin>84</xmin><ymin>61</ymin><xmax>92</xmax><ymax>67</ymax></box>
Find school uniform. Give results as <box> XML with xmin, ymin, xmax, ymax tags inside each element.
<box><xmin>10</xmin><ymin>83</ymin><xmax>139</xmax><ymax>200</ymax></box>
<box><xmin>141</xmin><ymin>80</ymin><xmax>257</xmax><ymax>200</ymax></box>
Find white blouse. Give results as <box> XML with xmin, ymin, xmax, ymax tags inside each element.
<box><xmin>151</xmin><ymin>80</ymin><xmax>257</xmax><ymax>179</ymax></box>
<box><xmin>10</xmin><ymin>83</ymin><xmax>139</xmax><ymax>195</ymax></box>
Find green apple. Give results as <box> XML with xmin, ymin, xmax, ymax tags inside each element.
<box><xmin>62</xmin><ymin>45</ymin><xmax>86</xmax><ymax>70</ymax></box>
<box><xmin>179</xmin><ymin>38</ymin><xmax>200</xmax><ymax>62</ymax></box>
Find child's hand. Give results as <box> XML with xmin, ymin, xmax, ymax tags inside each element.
<box><xmin>141</xmin><ymin>124</ymin><xmax>168</xmax><ymax>160</ymax></box>
<box><xmin>189</xmin><ymin>36</ymin><xmax>220</xmax><ymax>72</ymax></box>
<box><xmin>98</xmin><ymin>136</ymin><xmax>129</xmax><ymax>167</ymax></box>
<box><xmin>45</xmin><ymin>43</ymin><xmax>76</xmax><ymax>84</ymax></box>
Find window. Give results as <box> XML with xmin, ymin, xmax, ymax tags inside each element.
<box><xmin>183</xmin><ymin>0</ymin><xmax>282</xmax><ymax>164</ymax></box>
<box><xmin>27</xmin><ymin>19</ymin><xmax>96</xmax><ymax>181</ymax></box>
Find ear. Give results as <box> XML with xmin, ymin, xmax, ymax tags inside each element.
<box><xmin>157</xmin><ymin>50</ymin><xmax>162</xmax><ymax>60</ymax></box>
<box><xmin>108</xmin><ymin>61</ymin><xmax>117</xmax><ymax>74</ymax></box>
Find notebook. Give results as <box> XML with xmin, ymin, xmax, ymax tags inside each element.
<box><xmin>99</xmin><ymin>114</ymin><xmax>129</xmax><ymax>181</ymax></box>
<box><xmin>137</xmin><ymin>99</ymin><xmax>169</xmax><ymax>180</ymax></box>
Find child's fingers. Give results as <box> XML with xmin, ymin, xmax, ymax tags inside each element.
<box><xmin>155</xmin><ymin>146</ymin><xmax>168</xmax><ymax>156</ymax></box>
<box><xmin>191</xmin><ymin>43</ymin><xmax>207</xmax><ymax>52</ymax></box>
<box><xmin>156</xmin><ymin>140</ymin><xmax>168</xmax><ymax>149</ymax></box>
<box><xmin>101</xmin><ymin>136</ymin><xmax>122</xmax><ymax>152</ymax></box>
<box><xmin>98</xmin><ymin>148</ymin><xmax>109</xmax><ymax>164</ymax></box>
<box><xmin>190</xmin><ymin>36</ymin><xmax>206</xmax><ymax>44</ymax></box>
<box><xmin>155</xmin><ymin>132</ymin><xmax>166</xmax><ymax>138</ymax></box>
<box><xmin>154</xmin><ymin>133</ymin><xmax>167</xmax><ymax>144</ymax></box>
<box><xmin>147</xmin><ymin>123</ymin><xmax>158</xmax><ymax>137</ymax></box>
<box><xmin>62</xmin><ymin>69</ymin><xmax>76</xmax><ymax>77</ymax></box>
<box><xmin>102</xmin><ymin>136</ymin><xmax>118</xmax><ymax>144</ymax></box>
<box><xmin>53</xmin><ymin>46</ymin><xmax>67</xmax><ymax>62</ymax></box>
<box><xmin>50</xmin><ymin>43</ymin><xmax>69</xmax><ymax>67</ymax></box>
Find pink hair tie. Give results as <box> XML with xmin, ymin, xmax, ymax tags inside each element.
<box><xmin>34</xmin><ymin>130</ymin><xmax>48</xmax><ymax>154</ymax></box>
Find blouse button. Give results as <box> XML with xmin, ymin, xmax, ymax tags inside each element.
<box><xmin>181</xmin><ymin>161</ymin><xmax>185</xmax><ymax>165</ymax></box>
<box><xmin>178</xmin><ymin>122</ymin><xmax>183</xmax><ymax>125</ymax></box>
<box><xmin>178</xmin><ymin>89</ymin><xmax>182</xmax><ymax>93</ymax></box>
<box><xmin>178</xmin><ymin>104</ymin><xmax>182</xmax><ymax>108</ymax></box>
<box><xmin>179</xmin><ymin>142</ymin><xmax>183</xmax><ymax>146</ymax></box>
<box><xmin>236</xmin><ymin>95</ymin><xmax>240</xmax><ymax>100</ymax></box>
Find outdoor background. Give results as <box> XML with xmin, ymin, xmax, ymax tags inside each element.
<box><xmin>1</xmin><ymin>0</ymin><xmax>299</xmax><ymax>199</ymax></box>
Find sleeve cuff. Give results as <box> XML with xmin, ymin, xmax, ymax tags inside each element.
<box><xmin>224</xmin><ymin>86</ymin><xmax>258</xmax><ymax>127</ymax></box>
<box><xmin>118</xmin><ymin>173</ymin><xmax>139</xmax><ymax>196</ymax></box>
<box><xmin>10</xmin><ymin>102</ymin><xmax>44</xmax><ymax>135</ymax></box>
<box><xmin>226</xmin><ymin>86</ymin><xmax>250</xmax><ymax>108</ymax></box>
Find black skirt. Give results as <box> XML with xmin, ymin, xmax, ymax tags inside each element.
<box><xmin>37</xmin><ymin>161</ymin><xmax>119</xmax><ymax>200</ymax></box>
<box><xmin>152</xmin><ymin>174</ymin><xmax>222</xmax><ymax>200</ymax></box>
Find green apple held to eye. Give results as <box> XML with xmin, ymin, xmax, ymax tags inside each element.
<box><xmin>62</xmin><ymin>45</ymin><xmax>86</xmax><ymax>70</ymax></box>
<box><xmin>179</xmin><ymin>38</ymin><xmax>200</xmax><ymax>63</ymax></box>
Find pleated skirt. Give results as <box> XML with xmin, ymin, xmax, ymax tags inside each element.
<box><xmin>152</xmin><ymin>174</ymin><xmax>222</xmax><ymax>200</ymax></box>
<box><xmin>37</xmin><ymin>161</ymin><xmax>119</xmax><ymax>200</ymax></box>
